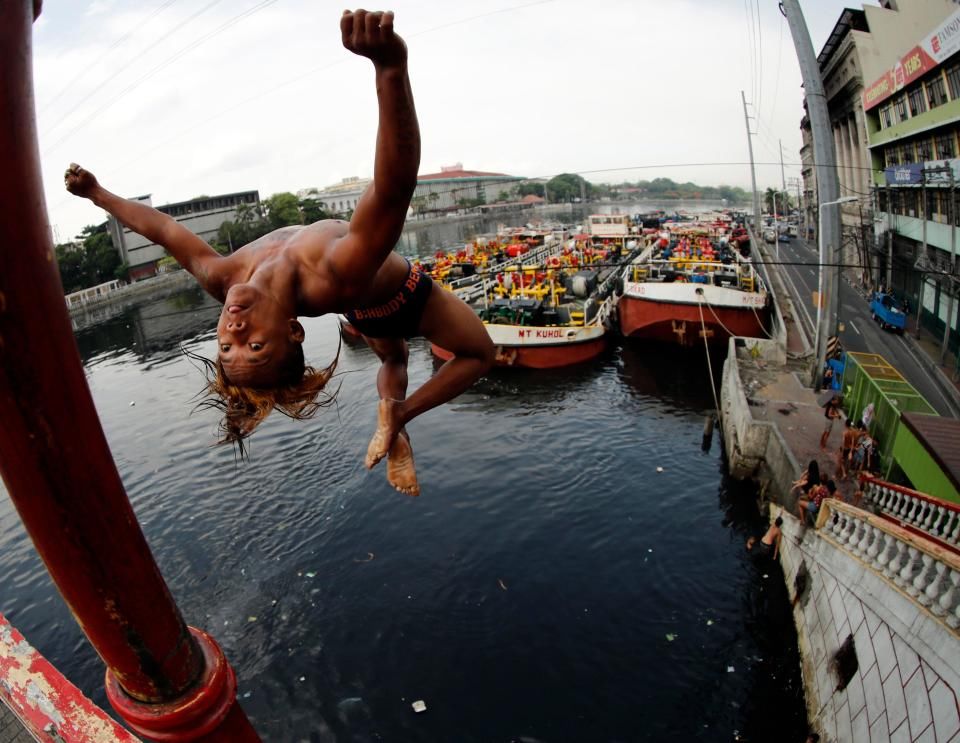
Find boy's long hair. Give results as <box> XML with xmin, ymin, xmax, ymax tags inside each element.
<box><xmin>185</xmin><ymin>340</ymin><xmax>340</xmax><ymax>456</ymax></box>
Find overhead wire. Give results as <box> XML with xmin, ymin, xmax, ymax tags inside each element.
<box><xmin>41</xmin><ymin>0</ymin><xmax>226</xmax><ymax>141</ymax></box>
<box><xmin>38</xmin><ymin>0</ymin><xmax>182</xmax><ymax>116</ymax></box>
<box><xmin>44</xmin><ymin>0</ymin><xmax>282</xmax><ymax>156</ymax></box>
<box><xmin>754</xmin><ymin>0</ymin><xmax>764</xmax><ymax>118</ymax></box>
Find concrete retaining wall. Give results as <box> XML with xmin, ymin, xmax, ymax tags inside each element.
<box><xmin>777</xmin><ymin>512</ymin><xmax>960</xmax><ymax>742</ymax></box>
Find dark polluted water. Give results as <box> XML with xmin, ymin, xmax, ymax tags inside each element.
<box><xmin>0</xmin><ymin>284</ymin><xmax>806</xmax><ymax>742</ymax></box>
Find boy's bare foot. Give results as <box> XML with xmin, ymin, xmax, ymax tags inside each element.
<box><xmin>365</xmin><ymin>398</ymin><xmax>403</xmax><ymax>469</ymax></box>
<box><xmin>386</xmin><ymin>431</ymin><xmax>419</xmax><ymax>496</ymax></box>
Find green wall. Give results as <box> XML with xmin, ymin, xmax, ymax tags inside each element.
<box><xmin>890</xmin><ymin>424</ymin><xmax>960</xmax><ymax>503</ymax></box>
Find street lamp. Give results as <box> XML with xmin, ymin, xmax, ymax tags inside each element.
<box><xmin>814</xmin><ymin>196</ymin><xmax>858</xmax><ymax>391</ymax></box>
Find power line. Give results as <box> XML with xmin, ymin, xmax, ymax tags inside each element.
<box><xmin>41</xmin><ymin>0</ymin><xmax>226</xmax><ymax>142</ymax></box>
<box><xmin>38</xmin><ymin>0</ymin><xmax>181</xmax><ymax>116</ymax></box>
<box><xmin>755</xmin><ymin>0</ymin><xmax>764</xmax><ymax>118</ymax></box>
<box><xmin>45</xmin><ymin>0</ymin><xmax>283</xmax><ymax>156</ymax></box>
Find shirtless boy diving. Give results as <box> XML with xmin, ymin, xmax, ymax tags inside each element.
<box><xmin>65</xmin><ymin>9</ymin><xmax>495</xmax><ymax>496</ymax></box>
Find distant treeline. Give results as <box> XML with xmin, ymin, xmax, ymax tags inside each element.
<box><xmin>601</xmin><ymin>177</ymin><xmax>751</xmax><ymax>203</ymax></box>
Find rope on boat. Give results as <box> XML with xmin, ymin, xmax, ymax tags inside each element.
<box><xmin>697</xmin><ymin>298</ymin><xmax>723</xmax><ymax>437</ymax></box>
<box><xmin>749</xmin><ymin>303</ymin><xmax>775</xmax><ymax>340</ymax></box>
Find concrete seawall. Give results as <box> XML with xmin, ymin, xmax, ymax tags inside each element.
<box><xmin>721</xmin><ymin>342</ymin><xmax>960</xmax><ymax>741</ymax></box>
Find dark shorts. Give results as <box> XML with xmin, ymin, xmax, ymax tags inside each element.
<box><xmin>756</xmin><ymin>540</ymin><xmax>774</xmax><ymax>557</ymax></box>
<box><xmin>344</xmin><ymin>261</ymin><xmax>433</xmax><ymax>339</ymax></box>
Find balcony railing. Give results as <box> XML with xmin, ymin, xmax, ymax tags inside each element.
<box><xmin>816</xmin><ymin>499</ymin><xmax>960</xmax><ymax>631</ymax></box>
<box><xmin>860</xmin><ymin>476</ymin><xmax>960</xmax><ymax>554</ymax></box>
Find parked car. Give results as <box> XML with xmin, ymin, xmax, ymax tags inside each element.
<box><xmin>869</xmin><ymin>291</ymin><xmax>906</xmax><ymax>333</ymax></box>
<box><xmin>763</xmin><ymin>229</ymin><xmax>776</xmax><ymax>244</ymax></box>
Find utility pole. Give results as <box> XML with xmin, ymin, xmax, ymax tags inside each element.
<box><xmin>741</xmin><ymin>90</ymin><xmax>762</xmax><ymax>235</ymax></box>
<box><xmin>782</xmin><ymin>0</ymin><xmax>842</xmax><ymax>388</ymax></box>
<box><xmin>780</xmin><ymin>140</ymin><xmax>789</xmax><ymax>209</ymax></box>
<box><xmin>942</xmin><ymin>168</ymin><xmax>956</xmax><ymax>362</ymax></box>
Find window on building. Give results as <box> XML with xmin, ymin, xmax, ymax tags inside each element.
<box><xmin>879</xmin><ymin>103</ymin><xmax>895</xmax><ymax>129</ymax></box>
<box><xmin>936</xmin><ymin>132</ymin><xmax>956</xmax><ymax>159</ymax></box>
<box><xmin>894</xmin><ymin>94</ymin><xmax>908</xmax><ymax>122</ymax></box>
<box><xmin>908</xmin><ymin>86</ymin><xmax>927</xmax><ymax>117</ymax></box>
<box><xmin>879</xmin><ymin>189</ymin><xmax>888</xmax><ymax>212</ymax></box>
<box><xmin>897</xmin><ymin>142</ymin><xmax>913</xmax><ymax>164</ymax></box>
<box><xmin>916</xmin><ymin>137</ymin><xmax>933</xmax><ymax>162</ymax></box>
<box><xmin>884</xmin><ymin>148</ymin><xmax>898</xmax><ymax>167</ymax></box>
<box><xmin>927</xmin><ymin>75</ymin><xmax>948</xmax><ymax>109</ymax></box>
<box><xmin>948</xmin><ymin>64</ymin><xmax>960</xmax><ymax>100</ymax></box>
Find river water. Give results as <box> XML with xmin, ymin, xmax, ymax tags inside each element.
<box><xmin>0</xmin><ymin>204</ymin><xmax>807</xmax><ymax>742</ymax></box>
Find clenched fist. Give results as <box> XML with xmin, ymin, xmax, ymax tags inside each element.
<box><xmin>341</xmin><ymin>9</ymin><xmax>406</xmax><ymax>68</ymax></box>
<box><xmin>64</xmin><ymin>163</ymin><xmax>99</xmax><ymax>199</ymax></box>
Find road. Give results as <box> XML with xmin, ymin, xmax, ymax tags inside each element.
<box><xmin>769</xmin><ymin>236</ymin><xmax>959</xmax><ymax>418</ymax></box>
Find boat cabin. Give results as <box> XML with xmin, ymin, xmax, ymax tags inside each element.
<box><xmin>587</xmin><ymin>214</ymin><xmax>631</xmax><ymax>239</ymax></box>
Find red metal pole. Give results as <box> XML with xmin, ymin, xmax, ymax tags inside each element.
<box><xmin>0</xmin><ymin>3</ymin><xmax>259</xmax><ymax>740</ymax></box>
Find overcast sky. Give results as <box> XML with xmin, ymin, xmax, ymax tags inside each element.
<box><xmin>32</xmin><ymin>0</ymin><xmax>875</xmax><ymax>241</ymax></box>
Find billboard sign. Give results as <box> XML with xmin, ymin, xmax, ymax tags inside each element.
<box><xmin>863</xmin><ymin>7</ymin><xmax>960</xmax><ymax>112</ymax></box>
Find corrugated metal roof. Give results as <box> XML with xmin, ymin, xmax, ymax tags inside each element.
<box><xmin>901</xmin><ymin>412</ymin><xmax>960</xmax><ymax>492</ymax></box>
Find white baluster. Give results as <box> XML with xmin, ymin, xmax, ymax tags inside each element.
<box><xmin>923</xmin><ymin>502</ymin><xmax>937</xmax><ymax>530</ymax></box>
<box><xmin>884</xmin><ymin>539</ymin><xmax>907</xmax><ymax>579</ymax></box>
<box><xmin>881</xmin><ymin>487</ymin><xmax>895</xmax><ymax>511</ymax></box>
<box><xmin>886</xmin><ymin>490</ymin><xmax>900</xmax><ymax>516</ymax></box>
<box><xmin>925</xmin><ymin>562</ymin><xmax>949</xmax><ymax>611</ymax></box>
<box><xmin>866</xmin><ymin>525</ymin><xmax>883</xmax><ymax>562</ymax></box>
<box><xmin>893</xmin><ymin>492</ymin><xmax>909</xmax><ymax>518</ymax></box>
<box><xmin>939</xmin><ymin>570</ymin><xmax>959</xmax><ymax>623</ymax></box>
<box><xmin>854</xmin><ymin>522</ymin><xmax>874</xmax><ymax>557</ymax></box>
<box><xmin>932</xmin><ymin>506</ymin><xmax>948</xmax><ymax>536</ymax></box>
<box><xmin>910</xmin><ymin>553</ymin><xmax>934</xmax><ymax>600</ymax></box>
<box><xmin>876</xmin><ymin>533</ymin><xmax>897</xmax><ymax>574</ymax></box>
<box><xmin>842</xmin><ymin>514</ymin><xmax>859</xmax><ymax>546</ymax></box>
<box><xmin>895</xmin><ymin>546</ymin><xmax>920</xmax><ymax>588</ymax></box>
<box><xmin>906</xmin><ymin>497</ymin><xmax>923</xmax><ymax>527</ymax></box>
<box><xmin>948</xmin><ymin>512</ymin><xmax>960</xmax><ymax>544</ymax></box>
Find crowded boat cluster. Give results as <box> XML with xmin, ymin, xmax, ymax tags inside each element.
<box><xmin>341</xmin><ymin>210</ymin><xmax>773</xmax><ymax>368</ymax></box>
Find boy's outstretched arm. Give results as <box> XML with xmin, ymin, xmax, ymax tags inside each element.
<box><xmin>64</xmin><ymin>163</ymin><xmax>226</xmax><ymax>297</ymax></box>
<box><xmin>327</xmin><ymin>10</ymin><xmax>420</xmax><ymax>292</ymax></box>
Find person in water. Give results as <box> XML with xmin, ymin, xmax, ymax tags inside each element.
<box><xmin>65</xmin><ymin>9</ymin><xmax>494</xmax><ymax>497</ymax></box>
<box><xmin>746</xmin><ymin>516</ymin><xmax>783</xmax><ymax>560</ymax></box>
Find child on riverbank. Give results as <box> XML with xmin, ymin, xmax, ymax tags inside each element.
<box><xmin>65</xmin><ymin>10</ymin><xmax>494</xmax><ymax>496</ymax></box>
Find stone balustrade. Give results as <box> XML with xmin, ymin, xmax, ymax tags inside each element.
<box><xmin>816</xmin><ymin>499</ymin><xmax>960</xmax><ymax>632</ymax></box>
<box><xmin>860</xmin><ymin>476</ymin><xmax>960</xmax><ymax>553</ymax></box>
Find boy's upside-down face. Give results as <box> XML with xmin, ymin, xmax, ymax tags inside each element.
<box><xmin>216</xmin><ymin>284</ymin><xmax>304</xmax><ymax>388</ymax></box>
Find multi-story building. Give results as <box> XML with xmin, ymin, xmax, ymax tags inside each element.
<box><xmin>800</xmin><ymin>7</ymin><xmax>873</xmax><ymax>284</ymax></box>
<box><xmin>303</xmin><ymin>164</ymin><xmax>526</xmax><ymax>219</ymax></box>
<box><xmin>863</xmin><ymin>0</ymin><xmax>960</xmax><ymax>352</ymax></box>
<box><xmin>107</xmin><ymin>191</ymin><xmax>260</xmax><ymax>280</ymax></box>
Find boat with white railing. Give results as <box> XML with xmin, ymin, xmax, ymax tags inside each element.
<box><xmin>432</xmin><ymin>242</ymin><xmax>639</xmax><ymax>368</ymax></box>
<box><xmin>617</xmin><ymin>228</ymin><xmax>770</xmax><ymax>347</ymax></box>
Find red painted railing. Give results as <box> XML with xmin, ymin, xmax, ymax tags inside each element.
<box><xmin>0</xmin><ymin>3</ymin><xmax>259</xmax><ymax>740</ymax></box>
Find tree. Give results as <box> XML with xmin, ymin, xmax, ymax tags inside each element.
<box><xmin>263</xmin><ymin>192</ymin><xmax>302</xmax><ymax>229</ymax></box>
<box><xmin>497</xmin><ymin>190</ymin><xmax>510</xmax><ymax>202</ymax></box>
<box><xmin>517</xmin><ymin>182</ymin><xmax>544</xmax><ymax>198</ymax></box>
<box><xmin>764</xmin><ymin>188</ymin><xmax>792</xmax><ymax>215</ymax></box>
<box><xmin>55</xmin><ymin>243</ymin><xmax>86</xmax><ymax>293</ymax></box>
<box><xmin>546</xmin><ymin>173</ymin><xmax>592</xmax><ymax>202</ymax></box>
<box><xmin>299</xmin><ymin>197</ymin><xmax>330</xmax><ymax>225</ymax></box>
<box><xmin>428</xmin><ymin>192</ymin><xmax>439</xmax><ymax>213</ymax></box>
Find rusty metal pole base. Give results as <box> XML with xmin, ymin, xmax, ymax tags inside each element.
<box><xmin>105</xmin><ymin>628</ymin><xmax>259</xmax><ymax>743</ymax></box>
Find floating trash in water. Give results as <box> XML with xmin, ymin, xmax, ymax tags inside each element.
<box><xmin>727</xmin><ymin>666</ymin><xmax>735</xmax><ymax>673</ymax></box>
<box><xmin>353</xmin><ymin>552</ymin><xmax>375</xmax><ymax>563</ymax></box>
<box><xmin>656</xmin><ymin>466</ymin><xmax>664</xmax><ymax>473</ymax></box>
<box><xmin>305</xmin><ymin>572</ymin><xmax>316</xmax><ymax>578</ymax></box>
<box><xmin>299</xmin><ymin>676</ymin><xmax>306</xmax><ymax>682</ymax></box>
<box><xmin>648</xmin><ymin>548</ymin><xmax>654</xmax><ymax>553</ymax></box>
<box><xmin>247</xmin><ymin>616</ymin><xmax>257</xmax><ymax>623</ymax></box>
<box><xmin>706</xmin><ymin>620</ymin><xmax>714</xmax><ymax>626</ymax></box>
<box><xmin>242</xmin><ymin>691</ymin><xmax>251</xmax><ymax>699</ymax></box>
<box><xmin>665</xmin><ymin>633</ymin><xmax>677</xmax><ymax>642</ymax></box>
<box><xmin>412</xmin><ymin>700</ymin><xmax>427</xmax><ymax>713</ymax></box>
<box><xmin>128</xmin><ymin>401</ymin><xmax>135</xmax><ymax>406</ymax></box>
<box><xmin>762</xmin><ymin>574</ymin><xmax>769</xmax><ymax>579</ymax></box>
<box><xmin>498</xmin><ymin>578</ymin><xmax>508</xmax><ymax>591</ymax></box>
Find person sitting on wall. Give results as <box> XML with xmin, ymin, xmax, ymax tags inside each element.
<box><xmin>796</xmin><ymin>478</ymin><xmax>836</xmax><ymax>524</ymax></box>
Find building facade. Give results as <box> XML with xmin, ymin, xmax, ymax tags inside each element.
<box><xmin>107</xmin><ymin>191</ymin><xmax>260</xmax><ymax>280</ymax></box>
<box><xmin>303</xmin><ymin>164</ymin><xmax>527</xmax><ymax>220</ymax></box>
<box><xmin>863</xmin><ymin>0</ymin><xmax>960</xmax><ymax>356</ymax></box>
